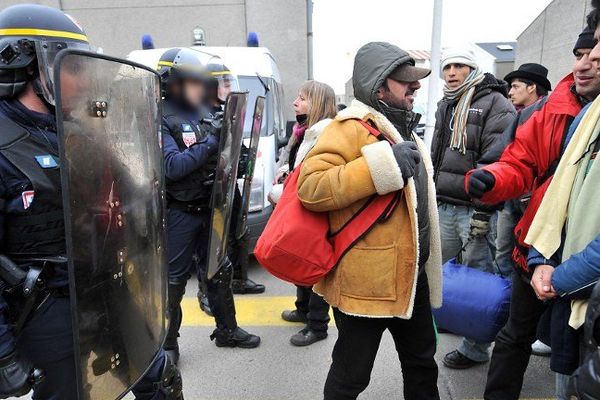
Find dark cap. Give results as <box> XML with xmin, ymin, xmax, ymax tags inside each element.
<box><xmin>504</xmin><ymin>63</ymin><xmax>552</xmax><ymax>91</ymax></box>
<box><xmin>574</xmin><ymin>27</ymin><xmax>598</xmax><ymax>55</ymax></box>
<box><xmin>387</xmin><ymin>62</ymin><xmax>431</xmax><ymax>83</ymax></box>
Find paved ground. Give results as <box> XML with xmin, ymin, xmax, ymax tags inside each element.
<box><xmin>171</xmin><ymin>260</ymin><xmax>555</xmax><ymax>400</ymax></box>
<box><xmin>25</xmin><ymin>259</ymin><xmax>555</xmax><ymax>400</ymax></box>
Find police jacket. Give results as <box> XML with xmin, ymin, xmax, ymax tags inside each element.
<box><xmin>0</xmin><ymin>99</ymin><xmax>67</xmax><ymax>357</ymax></box>
<box><xmin>162</xmin><ymin>100</ymin><xmax>219</xmax><ymax>205</ymax></box>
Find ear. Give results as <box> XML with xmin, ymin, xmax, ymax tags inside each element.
<box><xmin>527</xmin><ymin>84</ymin><xmax>536</xmax><ymax>95</ymax></box>
<box><xmin>375</xmin><ymin>85</ymin><xmax>385</xmax><ymax>100</ymax></box>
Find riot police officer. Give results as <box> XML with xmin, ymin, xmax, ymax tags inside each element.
<box><xmin>159</xmin><ymin>48</ymin><xmax>260</xmax><ymax>365</ymax></box>
<box><xmin>0</xmin><ymin>4</ymin><xmax>182</xmax><ymax>399</ymax></box>
<box><xmin>203</xmin><ymin>61</ymin><xmax>266</xmax><ymax>298</ymax></box>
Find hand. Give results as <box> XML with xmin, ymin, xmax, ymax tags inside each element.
<box><xmin>0</xmin><ymin>352</ymin><xmax>37</xmax><ymax>399</ymax></box>
<box><xmin>530</xmin><ymin>265</ymin><xmax>557</xmax><ymax>300</ymax></box>
<box><xmin>391</xmin><ymin>141</ymin><xmax>421</xmax><ymax>184</ymax></box>
<box><xmin>469</xmin><ymin>211</ymin><xmax>492</xmax><ymax>238</ymax></box>
<box><xmin>202</xmin><ymin>112</ymin><xmax>224</xmax><ymax>138</ymax></box>
<box><xmin>468</xmin><ymin>169</ymin><xmax>496</xmax><ymax>199</ymax></box>
<box><xmin>273</xmin><ymin>171</ymin><xmax>288</xmax><ymax>185</ymax></box>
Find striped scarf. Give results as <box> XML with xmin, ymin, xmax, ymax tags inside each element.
<box><xmin>443</xmin><ymin>68</ymin><xmax>485</xmax><ymax>154</ymax></box>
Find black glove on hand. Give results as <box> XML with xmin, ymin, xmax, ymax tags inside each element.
<box><xmin>237</xmin><ymin>145</ymin><xmax>249</xmax><ymax>178</ymax></box>
<box><xmin>0</xmin><ymin>352</ymin><xmax>35</xmax><ymax>399</ymax></box>
<box><xmin>391</xmin><ymin>142</ymin><xmax>421</xmax><ymax>184</ymax></box>
<box><xmin>468</xmin><ymin>169</ymin><xmax>496</xmax><ymax>199</ymax></box>
<box><xmin>469</xmin><ymin>211</ymin><xmax>492</xmax><ymax>238</ymax></box>
<box><xmin>202</xmin><ymin>111</ymin><xmax>224</xmax><ymax>138</ymax></box>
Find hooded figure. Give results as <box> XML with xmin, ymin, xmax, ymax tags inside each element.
<box><xmin>297</xmin><ymin>41</ymin><xmax>442</xmax><ymax>399</ymax></box>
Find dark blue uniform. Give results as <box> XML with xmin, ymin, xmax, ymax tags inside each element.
<box><xmin>0</xmin><ymin>99</ymin><xmax>169</xmax><ymax>400</ymax></box>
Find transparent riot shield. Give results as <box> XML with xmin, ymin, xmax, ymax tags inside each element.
<box><xmin>54</xmin><ymin>50</ymin><xmax>167</xmax><ymax>400</ymax></box>
<box><xmin>234</xmin><ymin>96</ymin><xmax>265</xmax><ymax>240</ymax></box>
<box><xmin>206</xmin><ymin>92</ymin><xmax>248</xmax><ymax>279</ymax></box>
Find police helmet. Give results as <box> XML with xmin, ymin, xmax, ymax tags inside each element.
<box><xmin>157</xmin><ymin>47</ymin><xmax>208</xmax><ymax>85</ymax></box>
<box><xmin>0</xmin><ymin>4</ymin><xmax>90</xmax><ymax>103</ymax></box>
<box><xmin>206</xmin><ymin>58</ymin><xmax>239</xmax><ymax>103</ymax></box>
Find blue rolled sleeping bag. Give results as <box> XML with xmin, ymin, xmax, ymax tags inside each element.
<box><xmin>432</xmin><ymin>258</ymin><xmax>512</xmax><ymax>343</ymax></box>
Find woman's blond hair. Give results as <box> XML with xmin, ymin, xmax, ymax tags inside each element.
<box><xmin>299</xmin><ymin>80</ymin><xmax>337</xmax><ymax>129</ymax></box>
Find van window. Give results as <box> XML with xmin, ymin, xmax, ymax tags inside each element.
<box><xmin>238</xmin><ymin>76</ymin><xmax>270</xmax><ymax>137</ymax></box>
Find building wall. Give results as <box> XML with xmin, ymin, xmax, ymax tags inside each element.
<box><xmin>0</xmin><ymin>0</ymin><xmax>307</xmax><ymax>120</ymax></box>
<box><xmin>516</xmin><ymin>0</ymin><xmax>590</xmax><ymax>87</ymax></box>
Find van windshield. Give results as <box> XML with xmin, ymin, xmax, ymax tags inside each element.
<box><xmin>238</xmin><ymin>76</ymin><xmax>270</xmax><ymax>138</ymax></box>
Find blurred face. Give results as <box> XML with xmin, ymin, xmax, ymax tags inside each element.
<box><xmin>508</xmin><ymin>79</ymin><xmax>538</xmax><ymax>107</ymax></box>
<box><xmin>218</xmin><ymin>79</ymin><xmax>233</xmax><ymax>102</ymax></box>
<box><xmin>293</xmin><ymin>91</ymin><xmax>309</xmax><ymax>115</ymax></box>
<box><xmin>443</xmin><ymin>63</ymin><xmax>472</xmax><ymax>88</ymax></box>
<box><xmin>574</xmin><ymin>47</ymin><xmax>600</xmax><ymax>101</ymax></box>
<box><xmin>376</xmin><ymin>78</ymin><xmax>421</xmax><ymax>111</ymax></box>
<box><xmin>183</xmin><ymin>79</ymin><xmax>205</xmax><ymax>108</ymax></box>
<box><xmin>59</xmin><ymin>57</ymin><xmax>89</xmax><ymax>113</ymax></box>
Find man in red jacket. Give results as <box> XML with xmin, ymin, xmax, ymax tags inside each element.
<box><xmin>464</xmin><ymin>27</ymin><xmax>600</xmax><ymax>400</ymax></box>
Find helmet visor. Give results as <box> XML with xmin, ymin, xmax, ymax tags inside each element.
<box><xmin>214</xmin><ymin>72</ymin><xmax>239</xmax><ymax>102</ymax></box>
<box><xmin>35</xmin><ymin>39</ymin><xmax>90</xmax><ymax>105</ymax></box>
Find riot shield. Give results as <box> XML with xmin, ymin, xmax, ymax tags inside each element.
<box><xmin>234</xmin><ymin>96</ymin><xmax>265</xmax><ymax>240</ymax></box>
<box><xmin>206</xmin><ymin>92</ymin><xmax>248</xmax><ymax>279</ymax></box>
<box><xmin>54</xmin><ymin>50</ymin><xmax>167</xmax><ymax>400</ymax></box>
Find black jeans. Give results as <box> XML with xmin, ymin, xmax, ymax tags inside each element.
<box><xmin>324</xmin><ymin>274</ymin><xmax>439</xmax><ymax>400</ymax></box>
<box><xmin>484</xmin><ymin>273</ymin><xmax>547</xmax><ymax>400</ymax></box>
<box><xmin>295</xmin><ymin>286</ymin><xmax>330</xmax><ymax>332</ymax></box>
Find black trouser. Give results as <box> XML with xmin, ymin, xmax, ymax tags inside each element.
<box><xmin>484</xmin><ymin>273</ymin><xmax>546</xmax><ymax>400</ymax></box>
<box><xmin>324</xmin><ymin>274</ymin><xmax>439</xmax><ymax>400</ymax></box>
<box><xmin>295</xmin><ymin>286</ymin><xmax>330</xmax><ymax>333</ymax></box>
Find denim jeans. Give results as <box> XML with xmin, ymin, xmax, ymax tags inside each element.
<box><xmin>495</xmin><ymin>200</ymin><xmax>520</xmax><ymax>278</ymax></box>
<box><xmin>438</xmin><ymin>202</ymin><xmax>498</xmax><ymax>362</ymax></box>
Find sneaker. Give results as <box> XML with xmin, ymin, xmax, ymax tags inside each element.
<box><xmin>290</xmin><ymin>328</ymin><xmax>327</xmax><ymax>347</ymax></box>
<box><xmin>442</xmin><ymin>350</ymin><xmax>486</xmax><ymax>369</ymax></box>
<box><xmin>281</xmin><ymin>309</ymin><xmax>308</xmax><ymax>323</ymax></box>
<box><xmin>531</xmin><ymin>340</ymin><xmax>552</xmax><ymax>357</ymax></box>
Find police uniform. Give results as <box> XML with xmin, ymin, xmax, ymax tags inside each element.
<box><xmin>159</xmin><ymin>49</ymin><xmax>260</xmax><ymax>365</ymax></box>
<box><xmin>0</xmin><ymin>5</ymin><xmax>181</xmax><ymax>399</ymax></box>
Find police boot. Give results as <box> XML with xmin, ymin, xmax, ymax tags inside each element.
<box><xmin>164</xmin><ymin>283</ymin><xmax>186</xmax><ymax>365</ymax></box>
<box><xmin>207</xmin><ymin>259</ymin><xmax>261</xmax><ymax>349</ymax></box>
<box><xmin>231</xmin><ymin>230</ymin><xmax>266</xmax><ymax>295</ymax></box>
<box><xmin>231</xmin><ymin>278</ymin><xmax>266</xmax><ymax>295</ymax></box>
<box><xmin>197</xmin><ymin>290</ymin><xmax>213</xmax><ymax>317</ymax></box>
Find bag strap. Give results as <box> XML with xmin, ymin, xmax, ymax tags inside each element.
<box><xmin>329</xmin><ymin>119</ymin><xmax>400</xmax><ymax>265</ymax></box>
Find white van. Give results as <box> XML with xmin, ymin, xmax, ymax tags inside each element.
<box><xmin>127</xmin><ymin>46</ymin><xmax>285</xmax><ymax>251</ymax></box>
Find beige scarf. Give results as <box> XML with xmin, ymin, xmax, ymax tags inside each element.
<box><xmin>525</xmin><ymin>97</ymin><xmax>600</xmax><ymax>328</ymax></box>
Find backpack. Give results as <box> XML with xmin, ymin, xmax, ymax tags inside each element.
<box><xmin>255</xmin><ymin>120</ymin><xmax>400</xmax><ymax>286</ymax></box>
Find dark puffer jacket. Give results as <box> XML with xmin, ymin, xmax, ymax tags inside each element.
<box><xmin>431</xmin><ymin>73</ymin><xmax>515</xmax><ymax>210</ymax></box>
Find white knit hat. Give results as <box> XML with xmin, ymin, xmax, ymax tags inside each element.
<box><xmin>441</xmin><ymin>47</ymin><xmax>478</xmax><ymax>70</ymax></box>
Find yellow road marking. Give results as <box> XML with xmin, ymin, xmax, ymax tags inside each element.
<box><xmin>181</xmin><ymin>295</ymin><xmax>305</xmax><ymax>326</ymax></box>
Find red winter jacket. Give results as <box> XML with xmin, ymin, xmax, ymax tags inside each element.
<box><xmin>465</xmin><ymin>74</ymin><xmax>582</xmax><ymax>271</ymax></box>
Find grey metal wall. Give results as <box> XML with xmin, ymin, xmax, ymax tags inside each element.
<box><xmin>0</xmin><ymin>0</ymin><xmax>307</xmax><ymax>120</ymax></box>
<box><xmin>515</xmin><ymin>0</ymin><xmax>591</xmax><ymax>87</ymax></box>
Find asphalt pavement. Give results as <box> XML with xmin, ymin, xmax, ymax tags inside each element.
<box><xmin>172</xmin><ymin>259</ymin><xmax>555</xmax><ymax>400</ymax></box>
<box><xmin>25</xmin><ymin>259</ymin><xmax>556</xmax><ymax>400</ymax></box>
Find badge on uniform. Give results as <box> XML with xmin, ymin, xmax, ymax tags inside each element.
<box><xmin>35</xmin><ymin>155</ymin><xmax>58</xmax><ymax>168</ymax></box>
<box><xmin>21</xmin><ymin>190</ymin><xmax>34</xmax><ymax>209</ymax></box>
<box><xmin>181</xmin><ymin>124</ymin><xmax>197</xmax><ymax>148</ymax></box>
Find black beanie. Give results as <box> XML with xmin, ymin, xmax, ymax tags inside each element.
<box><xmin>574</xmin><ymin>27</ymin><xmax>597</xmax><ymax>54</ymax></box>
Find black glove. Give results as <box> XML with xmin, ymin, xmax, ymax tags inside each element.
<box><xmin>0</xmin><ymin>352</ymin><xmax>36</xmax><ymax>399</ymax></box>
<box><xmin>469</xmin><ymin>211</ymin><xmax>492</xmax><ymax>238</ymax></box>
<box><xmin>202</xmin><ymin>111</ymin><xmax>224</xmax><ymax>138</ymax></box>
<box><xmin>468</xmin><ymin>169</ymin><xmax>496</xmax><ymax>199</ymax></box>
<box><xmin>237</xmin><ymin>145</ymin><xmax>249</xmax><ymax>178</ymax></box>
<box><xmin>391</xmin><ymin>142</ymin><xmax>421</xmax><ymax>184</ymax></box>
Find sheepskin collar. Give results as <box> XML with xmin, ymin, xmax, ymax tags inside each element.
<box><xmin>337</xmin><ymin>99</ymin><xmax>408</xmax><ymax>144</ymax></box>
